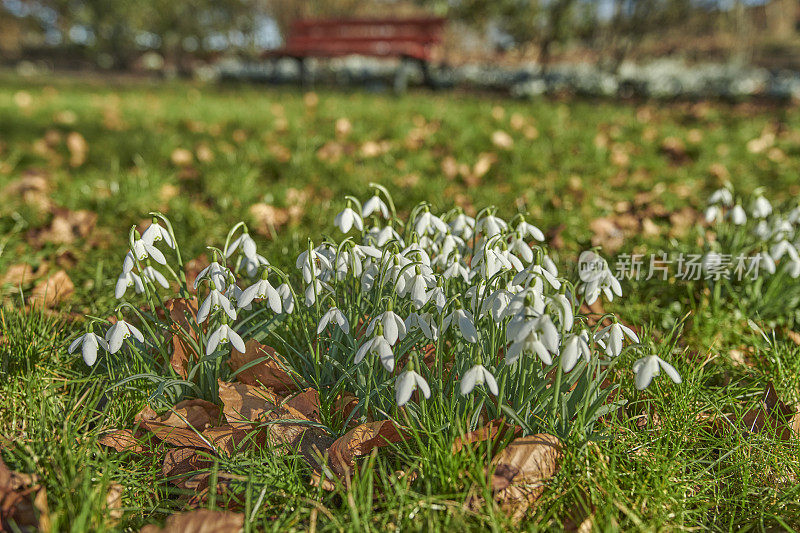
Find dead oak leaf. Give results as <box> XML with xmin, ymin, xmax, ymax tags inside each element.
<box><xmin>29</xmin><ymin>270</ymin><xmax>74</xmax><ymax>307</ymax></box>
<box><xmin>452</xmin><ymin>419</ymin><xmax>522</xmax><ymax>454</ymax></box>
<box><xmin>327</xmin><ymin>420</ymin><xmax>407</xmax><ymax>478</ymax></box>
<box><xmin>164</xmin><ymin>298</ymin><xmax>200</xmax><ymax>378</ymax></box>
<box><xmin>139</xmin><ymin>509</ymin><xmax>243</xmax><ymax>533</ymax></box>
<box><xmin>228</xmin><ymin>340</ymin><xmax>296</xmax><ymax>394</ymax></box>
<box><xmin>0</xmin><ymin>457</ymin><xmax>50</xmax><ymax>532</ymax></box>
<box><xmin>489</xmin><ymin>433</ymin><xmax>562</xmax><ymax>521</ymax></box>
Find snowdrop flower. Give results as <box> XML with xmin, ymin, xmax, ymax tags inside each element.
<box><xmin>756</xmin><ymin>251</ymin><xmax>776</xmax><ymax>275</ymax></box>
<box><xmin>704</xmin><ymin>205</ymin><xmax>723</xmax><ymax>224</ymax></box>
<box><xmin>560</xmin><ymin>331</ymin><xmax>591</xmax><ymax>372</ymax></box>
<box><xmin>709</xmin><ymin>187</ymin><xmax>733</xmax><ymax>206</ymax></box>
<box><xmin>513</xmin><ymin>263</ymin><xmax>561</xmax><ymax>291</ymax></box>
<box><xmin>400</xmin><ymin>266</ymin><xmax>434</xmax><ymax>308</ymax></box>
<box><xmin>123</xmin><ymin>238</ymin><xmax>167</xmax><ymax>273</ymax></box>
<box><xmin>366</xmin><ymin>225</ymin><xmax>402</xmax><ymax>247</ymax></box>
<box><xmin>317</xmin><ymin>307</ymin><xmax>349</xmax><ymax>335</ymax></box>
<box><xmin>442</xmin><ymin>308</ymin><xmax>478</xmax><ymax>343</ymax></box>
<box><xmin>460</xmin><ymin>364</ymin><xmax>498</xmax><ymax>396</ymax></box>
<box><xmin>362</xmin><ymin>195</ymin><xmax>390</xmax><ymax>219</ymax></box>
<box><xmin>238</xmin><ymin>276</ymin><xmax>282</xmax><ymax>312</ymax></box>
<box><xmin>435</xmin><ymin>232</ymin><xmax>464</xmax><ymax>262</ymax></box>
<box><xmin>141</xmin><ymin>266</ymin><xmax>169</xmax><ymax>289</ymax></box>
<box><xmin>442</xmin><ymin>255</ymin><xmax>470</xmax><ymax>282</ymax></box>
<box><xmin>225</xmin><ymin>283</ymin><xmax>250</xmax><ymax>311</ymax></box>
<box><xmin>277</xmin><ymin>283</ymin><xmax>294</xmax><ymax>314</ymax></box>
<box><xmin>226</xmin><ymin>232</ymin><xmax>258</xmax><ymax>262</ymax></box>
<box><xmin>751</xmin><ymin>196</ymin><xmax>772</xmax><ymax>219</ymax></box>
<box><xmin>197</xmin><ymin>287</ymin><xmax>237</xmax><ymax>323</ymax></box>
<box><xmin>105</xmin><ymin>319</ymin><xmax>144</xmax><ymax>354</ymax></box>
<box><xmin>415</xmin><ymin>210</ymin><xmax>448</xmax><ymax>235</ymax></box>
<box><xmin>505</xmin><ymin>315</ymin><xmax>560</xmax><ymax>365</ymax></box>
<box><xmin>509</xmin><ymin>235</ymin><xmax>534</xmax><ymax>263</ymax></box>
<box><xmin>405</xmin><ymin>312</ymin><xmax>439</xmax><ymax>340</ymax></box>
<box><xmin>304</xmin><ymin>279</ymin><xmax>332</xmax><ymax>306</ymax></box>
<box><xmin>296</xmin><ymin>249</ymin><xmax>332</xmax><ymax>283</ymax></box>
<box><xmin>115</xmin><ymin>271</ymin><xmax>144</xmax><ymax>299</ymax></box>
<box><xmin>69</xmin><ymin>332</ymin><xmax>108</xmax><ymax>366</ymax></box>
<box><xmin>238</xmin><ymin>254</ymin><xmax>269</xmax><ymax>278</ymax></box>
<box><xmin>449</xmin><ymin>212</ymin><xmax>475</xmax><ymax>239</ymax></box>
<box><xmin>354</xmin><ymin>334</ymin><xmax>394</xmax><ymax>371</ymax></box>
<box><xmin>770</xmin><ymin>240</ymin><xmax>799</xmax><ymax>262</ymax></box>
<box><xmin>427</xmin><ymin>285</ymin><xmax>446</xmax><ymax>312</ymax></box>
<box><xmin>366</xmin><ymin>310</ymin><xmax>406</xmax><ymax>345</ymax></box>
<box><xmin>729</xmin><ymin>205</ymin><xmax>747</xmax><ymax>225</ymax></box>
<box><xmin>335</xmin><ymin>205</ymin><xmax>364</xmax><ymax>233</ymax></box>
<box><xmin>396</xmin><ymin>370</ymin><xmax>431</xmax><ymax>406</ymax></box>
<box><xmin>194</xmin><ymin>262</ymin><xmax>231</xmax><ymax>290</ymax></box>
<box><xmin>595</xmin><ymin>322</ymin><xmax>639</xmax><ymax>357</ymax></box>
<box><xmin>206</xmin><ymin>323</ymin><xmax>245</xmax><ymax>355</ymax></box>
<box><xmin>484</xmin><ymin>289</ymin><xmax>512</xmax><ymax>322</ymax></box>
<box><xmin>475</xmin><ymin>214</ymin><xmax>507</xmax><ymax>238</ymax></box>
<box><xmin>552</xmin><ymin>294</ymin><xmax>574</xmax><ymax>332</ymax></box>
<box><xmin>142</xmin><ymin>221</ymin><xmax>174</xmax><ymax>249</ymax></box>
<box><xmin>515</xmin><ymin>219</ymin><xmax>545</xmax><ymax>242</ymax></box>
<box><xmin>632</xmin><ymin>355</ymin><xmax>681</xmax><ymax>390</ymax></box>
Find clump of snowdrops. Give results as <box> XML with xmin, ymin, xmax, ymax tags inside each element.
<box><xmin>70</xmin><ymin>185</ymin><xmax>680</xmax><ymax>437</ymax></box>
<box><xmin>702</xmin><ymin>184</ymin><xmax>800</xmax><ymax>327</ymax></box>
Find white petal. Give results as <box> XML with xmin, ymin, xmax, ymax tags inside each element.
<box><xmin>460</xmin><ymin>366</ymin><xmax>479</xmax><ymax>395</ymax></box>
<box><xmin>206</xmin><ymin>326</ymin><xmax>223</xmax><ymax>355</ymax></box>
<box><xmin>658</xmin><ymin>358</ymin><xmax>682</xmax><ymax>384</ymax></box>
<box><xmin>396</xmin><ymin>372</ymin><xmax>416</xmax><ymax>406</ymax></box>
<box><xmin>229</xmin><ymin>329</ymin><xmax>246</xmax><ymax>353</ymax></box>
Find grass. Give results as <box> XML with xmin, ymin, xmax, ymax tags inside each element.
<box><xmin>1</xmin><ymin>72</ymin><xmax>800</xmax><ymax>531</ymax></box>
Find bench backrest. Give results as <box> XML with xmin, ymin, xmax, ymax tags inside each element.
<box><xmin>284</xmin><ymin>17</ymin><xmax>446</xmax><ymax>61</ymax></box>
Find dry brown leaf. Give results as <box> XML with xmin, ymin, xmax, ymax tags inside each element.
<box><xmin>249</xmin><ymin>203</ymin><xmax>290</xmax><ymax>237</ymax></box>
<box><xmin>327</xmin><ymin>420</ymin><xmax>407</xmax><ymax>478</ymax></box>
<box><xmin>218</xmin><ymin>380</ymin><xmax>281</xmax><ymax>429</ymax></box>
<box><xmin>1</xmin><ymin>263</ymin><xmax>46</xmax><ymax>287</ymax></box>
<box><xmin>165</xmin><ymin>298</ymin><xmax>200</xmax><ymax>378</ymax></box>
<box><xmin>784</xmin><ymin>330</ymin><xmax>800</xmax><ymax>346</ymax></box>
<box><xmin>139</xmin><ymin>509</ymin><xmax>244</xmax><ymax>533</ymax></box>
<box><xmin>105</xmin><ymin>483</ymin><xmax>123</xmax><ymax>522</ymax></box>
<box><xmin>0</xmin><ymin>457</ymin><xmax>49</xmax><ymax>532</ymax></box>
<box><xmin>161</xmin><ymin>448</ymin><xmax>214</xmax><ymax>489</ymax></box>
<box><xmin>66</xmin><ymin>132</ymin><xmax>88</xmax><ymax>167</ymax></box>
<box><xmin>452</xmin><ymin>419</ymin><xmax>522</xmax><ymax>454</ymax></box>
<box><xmin>335</xmin><ymin>117</ymin><xmax>352</xmax><ymax>138</ymax></box>
<box><xmin>489</xmin><ymin>433</ymin><xmax>562</xmax><ymax>521</ymax></box>
<box><xmin>228</xmin><ymin>340</ymin><xmax>296</xmax><ymax>393</ymax></box>
<box><xmin>4</xmin><ymin>171</ymin><xmax>51</xmax><ymax>211</ymax></box>
<box><xmin>98</xmin><ymin>429</ymin><xmax>151</xmax><ymax>453</ymax></box>
<box><xmin>170</xmin><ymin>148</ymin><xmax>194</xmax><ymax>167</ymax></box>
<box><xmin>589</xmin><ymin>217</ymin><xmax>625</xmax><ymax>253</ymax></box>
<box><xmin>491</xmin><ymin>130</ymin><xmax>514</xmax><ymax>150</ymax></box>
<box><xmin>29</xmin><ymin>270</ymin><xmax>73</xmax><ymax>307</ymax></box>
<box><xmin>29</xmin><ymin>208</ymin><xmax>98</xmax><ymax>246</ymax></box>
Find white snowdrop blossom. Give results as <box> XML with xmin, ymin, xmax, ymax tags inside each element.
<box><xmin>142</xmin><ymin>221</ymin><xmax>174</xmax><ymax>249</ymax></box>
<box><xmin>632</xmin><ymin>355</ymin><xmax>681</xmax><ymax>390</ymax></box>
<box><xmin>317</xmin><ymin>307</ymin><xmax>349</xmax><ymax>335</ymax></box>
<box><xmin>335</xmin><ymin>206</ymin><xmax>364</xmax><ymax>233</ymax></box>
<box><xmin>396</xmin><ymin>370</ymin><xmax>431</xmax><ymax>406</ymax></box>
<box><xmin>355</xmin><ymin>335</ymin><xmax>394</xmax><ymax>371</ymax></box>
<box><xmin>238</xmin><ymin>277</ymin><xmax>282</xmax><ymax>312</ymax></box>
<box><xmin>105</xmin><ymin>319</ymin><xmax>144</xmax><ymax>354</ymax></box>
<box><xmin>476</xmin><ymin>214</ymin><xmax>507</xmax><ymax>238</ymax></box>
<box><xmin>596</xmin><ymin>322</ymin><xmax>639</xmax><ymax>357</ymax></box>
<box><xmin>729</xmin><ymin>205</ymin><xmax>747</xmax><ymax>225</ymax></box>
<box><xmin>206</xmin><ymin>324</ymin><xmax>245</xmax><ymax>355</ymax></box>
<box><xmin>141</xmin><ymin>266</ymin><xmax>169</xmax><ymax>289</ymax></box>
<box><xmin>751</xmin><ymin>196</ymin><xmax>773</xmax><ymax>219</ymax></box>
<box><xmin>561</xmin><ymin>331</ymin><xmax>591</xmax><ymax>372</ymax></box>
<box><xmin>277</xmin><ymin>283</ymin><xmax>295</xmax><ymax>314</ymax></box>
<box><xmin>366</xmin><ymin>310</ymin><xmax>407</xmax><ymax>345</ymax></box>
<box><xmin>449</xmin><ymin>212</ymin><xmax>475</xmax><ymax>239</ymax></box>
<box><xmin>362</xmin><ymin>195</ymin><xmax>390</xmax><ymax>219</ymax></box>
<box><xmin>69</xmin><ymin>332</ymin><xmax>108</xmax><ymax>366</ymax></box>
<box><xmin>115</xmin><ymin>271</ymin><xmax>144</xmax><ymax>299</ymax></box>
<box><xmin>460</xmin><ymin>364</ymin><xmax>499</xmax><ymax>396</ymax></box>
<box><xmin>442</xmin><ymin>308</ymin><xmax>478</xmax><ymax>343</ymax></box>
<box><xmin>415</xmin><ymin>210</ymin><xmax>448</xmax><ymax>235</ymax></box>
<box><xmin>194</xmin><ymin>262</ymin><xmax>231</xmax><ymax>290</ymax></box>
<box><xmin>226</xmin><ymin>232</ymin><xmax>258</xmax><ymax>261</ymax></box>
<box><xmin>709</xmin><ymin>187</ymin><xmax>733</xmax><ymax>206</ymax></box>
<box><xmin>197</xmin><ymin>288</ymin><xmax>237</xmax><ymax>323</ymax></box>
<box><xmin>296</xmin><ymin>249</ymin><xmax>332</xmax><ymax>284</ymax></box>
<box><xmin>123</xmin><ymin>238</ymin><xmax>167</xmax><ymax>273</ymax></box>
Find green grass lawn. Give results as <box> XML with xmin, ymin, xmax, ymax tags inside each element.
<box><xmin>1</xmin><ymin>73</ymin><xmax>800</xmax><ymax>531</ymax></box>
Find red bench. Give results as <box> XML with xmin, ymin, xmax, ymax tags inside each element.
<box><xmin>266</xmin><ymin>17</ymin><xmax>446</xmax><ymax>89</ymax></box>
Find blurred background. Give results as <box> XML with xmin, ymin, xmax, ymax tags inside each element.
<box><xmin>2</xmin><ymin>0</ymin><xmax>800</xmax><ymax>98</ymax></box>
